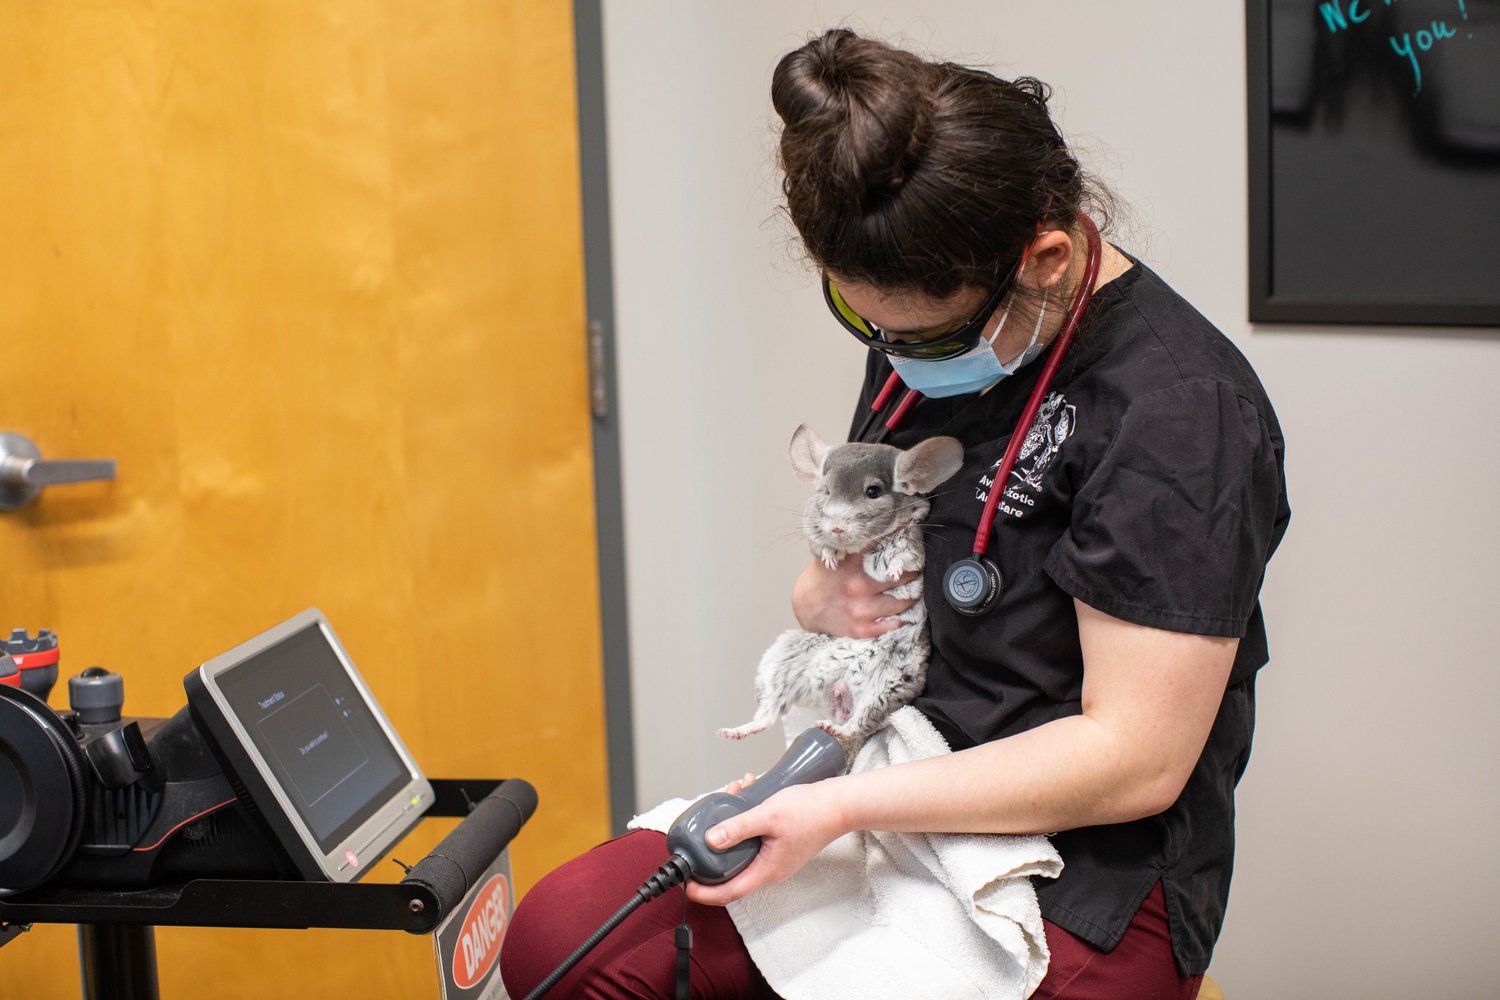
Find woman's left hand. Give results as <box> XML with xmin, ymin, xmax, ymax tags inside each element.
<box><xmin>684</xmin><ymin>782</ymin><xmax>849</xmax><ymax>907</ymax></box>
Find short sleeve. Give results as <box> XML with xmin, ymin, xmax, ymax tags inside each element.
<box><xmin>1042</xmin><ymin>379</ymin><xmax>1285</xmax><ymax>637</ymax></box>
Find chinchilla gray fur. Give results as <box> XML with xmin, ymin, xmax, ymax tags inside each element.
<box><xmin>720</xmin><ymin>424</ymin><xmax>964</xmax><ymax>750</ymax></box>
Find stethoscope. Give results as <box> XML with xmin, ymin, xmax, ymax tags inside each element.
<box><xmin>855</xmin><ymin>213</ymin><xmax>1102</xmax><ymax>617</ymax></box>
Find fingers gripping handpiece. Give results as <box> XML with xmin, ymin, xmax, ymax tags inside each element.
<box><xmin>522</xmin><ymin>728</ymin><xmax>847</xmax><ymax>1000</ymax></box>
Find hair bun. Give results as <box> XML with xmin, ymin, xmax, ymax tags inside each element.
<box><xmin>772</xmin><ymin>29</ymin><xmax>935</xmax><ymax>209</ymax></box>
<box><xmin>771</xmin><ymin>30</ymin><xmax>1096</xmax><ymax>299</ymax></box>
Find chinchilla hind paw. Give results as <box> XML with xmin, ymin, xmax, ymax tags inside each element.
<box><xmin>719</xmin><ymin>720</ymin><xmax>771</xmax><ymax>740</ymax></box>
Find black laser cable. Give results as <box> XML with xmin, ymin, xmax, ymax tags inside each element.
<box><xmin>519</xmin><ymin>728</ymin><xmax>848</xmax><ymax>1000</ymax></box>
<box><xmin>520</xmin><ymin>854</ymin><xmax>692</xmax><ymax>1000</ymax></box>
<box><xmin>675</xmin><ymin>921</ymin><xmax>693</xmax><ymax>1000</ymax></box>
<box><xmin>676</xmin><ymin>877</ymin><xmax>693</xmax><ymax>1000</ymax></box>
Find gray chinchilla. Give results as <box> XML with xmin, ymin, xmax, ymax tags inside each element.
<box><xmin>720</xmin><ymin>424</ymin><xmax>964</xmax><ymax>750</ymax></box>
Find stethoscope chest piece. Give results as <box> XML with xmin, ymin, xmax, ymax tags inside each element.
<box><xmin>942</xmin><ymin>556</ymin><xmax>1002</xmax><ymax>617</ymax></box>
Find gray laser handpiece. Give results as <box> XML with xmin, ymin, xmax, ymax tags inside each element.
<box><xmin>518</xmin><ymin>728</ymin><xmax>849</xmax><ymax>1000</ymax></box>
<box><xmin>665</xmin><ymin>727</ymin><xmax>848</xmax><ymax>885</ymax></box>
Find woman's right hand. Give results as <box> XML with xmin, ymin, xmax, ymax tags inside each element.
<box><xmin>791</xmin><ymin>555</ymin><xmax>920</xmax><ymax>638</ymax></box>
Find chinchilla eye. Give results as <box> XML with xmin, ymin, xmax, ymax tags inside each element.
<box><xmin>865</xmin><ymin>484</ymin><xmax>883</xmax><ymax>499</ymax></box>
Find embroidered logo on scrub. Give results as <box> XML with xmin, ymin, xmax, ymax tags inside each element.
<box><xmin>976</xmin><ymin>391</ymin><xmax>1076</xmax><ymax>518</ymax></box>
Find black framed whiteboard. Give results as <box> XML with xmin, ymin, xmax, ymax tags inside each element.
<box><xmin>1247</xmin><ymin>0</ymin><xmax>1500</xmax><ymax>326</ymax></box>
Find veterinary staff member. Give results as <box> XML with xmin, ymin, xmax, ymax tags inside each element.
<box><xmin>502</xmin><ymin>29</ymin><xmax>1289</xmax><ymax>1000</ymax></box>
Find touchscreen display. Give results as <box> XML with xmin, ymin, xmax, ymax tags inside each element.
<box><xmin>214</xmin><ymin>624</ymin><xmax>409</xmax><ymax>852</ymax></box>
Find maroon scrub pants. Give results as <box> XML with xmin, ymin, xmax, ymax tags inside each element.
<box><xmin>499</xmin><ymin>830</ymin><xmax>1202</xmax><ymax>1000</ymax></box>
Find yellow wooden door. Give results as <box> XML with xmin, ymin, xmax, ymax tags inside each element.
<box><xmin>0</xmin><ymin>2</ymin><xmax>610</xmax><ymax>997</ymax></box>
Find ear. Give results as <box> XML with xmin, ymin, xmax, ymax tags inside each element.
<box><xmin>1020</xmin><ymin>229</ymin><xmax>1073</xmax><ymax>292</ymax></box>
<box><xmin>894</xmin><ymin>436</ymin><xmax>965</xmax><ymax>494</ymax></box>
<box><xmin>788</xmin><ymin>424</ymin><xmax>829</xmax><ymax>482</ymax></box>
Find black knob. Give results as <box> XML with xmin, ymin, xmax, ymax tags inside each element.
<box><xmin>68</xmin><ymin>667</ymin><xmax>125</xmax><ymax>724</ymax></box>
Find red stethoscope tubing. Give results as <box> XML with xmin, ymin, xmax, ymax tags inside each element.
<box><xmin>866</xmin><ymin>213</ymin><xmax>1103</xmax><ymax>559</ymax></box>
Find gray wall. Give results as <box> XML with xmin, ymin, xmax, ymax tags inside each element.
<box><xmin>600</xmin><ymin>2</ymin><xmax>1500</xmax><ymax>996</ymax></box>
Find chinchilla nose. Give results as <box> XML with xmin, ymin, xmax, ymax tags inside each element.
<box><xmin>829</xmin><ymin>523</ymin><xmax>847</xmax><ymax>536</ymax></box>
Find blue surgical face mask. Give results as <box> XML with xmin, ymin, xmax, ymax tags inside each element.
<box><xmin>888</xmin><ymin>286</ymin><xmax>1048</xmax><ymax>399</ymax></box>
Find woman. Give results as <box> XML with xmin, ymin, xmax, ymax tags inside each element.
<box><xmin>502</xmin><ymin>28</ymin><xmax>1288</xmax><ymax>1000</ymax></box>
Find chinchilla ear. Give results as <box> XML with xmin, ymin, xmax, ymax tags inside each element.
<box><xmin>788</xmin><ymin>424</ymin><xmax>829</xmax><ymax>482</ymax></box>
<box><xmin>893</xmin><ymin>436</ymin><xmax>965</xmax><ymax>494</ymax></box>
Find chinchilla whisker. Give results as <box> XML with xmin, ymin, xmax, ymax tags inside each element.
<box><xmin>889</xmin><ymin>489</ymin><xmax>962</xmax><ymax>514</ymax></box>
<box><xmin>748</xmin><ymin>504</ymin><xmax>814</xmax><ymax>516</ymax></box>
<box><xmin>766</xmin><ymin>529</ymin><xmax>815</xmax><ymax>547</ymax></box>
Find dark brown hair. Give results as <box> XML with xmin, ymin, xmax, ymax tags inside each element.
<box><xmin>773</xmin><ymin>29</ymin><xmax>1102</xmax><ymax>298</ymax></box>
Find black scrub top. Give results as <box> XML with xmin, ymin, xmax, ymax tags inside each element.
<box><xmin>847</xmin><ymin>255</ymin><xmax>1290</xmax><ymax>977</ymax></box>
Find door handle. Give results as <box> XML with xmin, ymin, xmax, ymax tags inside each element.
<box><xmin>0</xmin><ymin>432</ymin><xmax>117</xmax><ymax>511</ymax></box>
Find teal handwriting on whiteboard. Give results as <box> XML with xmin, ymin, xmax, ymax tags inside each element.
<box><xmin>1315</xmin><ymin>0</ymin><xmax>1475</xmax><ymax>95</ymax></box>
<box><xmin>1318</xmin><ymin>0</ymin><xmax>1374</xmax><ymax>32</ymax></box>
<box><xmin>1389</xmin><ymin>20</ymin><xmax>1458</xmax><ymax>93</ymax></box>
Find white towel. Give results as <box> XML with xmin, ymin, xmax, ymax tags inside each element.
<box><xmin>629</xmin><ymin>707</ymin><xmax>1062</xmax><ymax>1000</ymax></box>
